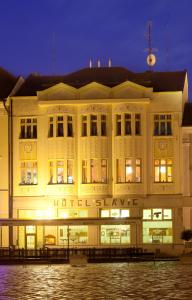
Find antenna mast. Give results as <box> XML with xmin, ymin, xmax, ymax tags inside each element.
<box><xmin>51</xmin><ymin>32</ymin><xmax>56</xmax><ymax>75</ymax></box>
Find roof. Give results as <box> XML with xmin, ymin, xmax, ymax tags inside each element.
<box><xmin>182</xmin><ymin>103</ymin><xmax>192</xmax><ymax>126</ymax></box>
<box><xmin>0</xmin><ymin>67</ymin><xmax>18</xmax><ymax>99</ymax></box>
<box><xmin>16</xmin><ymin>67</ymin><xmax>187</xmax><ymax>96</ymax></box>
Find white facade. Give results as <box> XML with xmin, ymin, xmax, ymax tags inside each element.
<box><xmin>0</xmin><ymin>67</ymin><xmax>191</xmax><ymax>255</ymax></box>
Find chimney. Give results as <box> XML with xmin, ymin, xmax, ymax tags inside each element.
<box><xmin>108</xmin><ymin>58</ymin><xmax>112</xmax><ymax>68</ymax></box>
<box><xmin>97</xmin><ymin>59</ymin><xmax>101</xmax><ymax>68</ymax></box>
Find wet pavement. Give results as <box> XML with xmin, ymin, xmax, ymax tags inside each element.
<box><xmin>0</xmin><ymin>262</ymin><xmax>191</xmax><ymax>299</ymax></box>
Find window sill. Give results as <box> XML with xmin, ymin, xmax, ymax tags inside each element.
<box><xmin>19</xmin><ymin>184</ymin><xmax>38</xmax><ymax>186</ymax></box>
<box><xmin>116</xmin><ymin>182</ymin><xmax>142</xmax><ymax>184</ymax></box>
<box><xmin>48</xmin><ymin>183</ymin><xmax>74</xmax><ymax>185</ymax></box>
<box><xmin>153</xmin><ymin>182</ymin><xmax>173</xmax><ymax>184</ymax></box>
<box><xmin>19</xmin><ymin>138</ymin><xmax>37</xmax><ymax>140</ymax></box>
<box><xmin>81</xmin><ymin>182</ymin><xmax>108</xmax><ymax>184</ymax></box>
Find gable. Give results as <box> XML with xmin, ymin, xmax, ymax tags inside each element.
<box><xmin>112</xmin><ymin>81</ymin><xmax>152</xmax><ymax>99</ymax></box>
<box><xmin>79</xmin><ymin>82</ymin><xmax>110</xmax><ymax>99</ymax></box>
<box><xmin>37</xmin><ymin>83</ymin><xmax>77</xmax><ymax>100</ymax></box>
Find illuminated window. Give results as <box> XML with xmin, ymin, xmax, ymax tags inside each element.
<box><xmin>49</xmin><ymin>161</ymin><xmax>54</xmax><ymax>183</ymax></box>
<box><xmin>20</xmin><ymin>161</ymin><xmax>38</xmax><ymax>185</ymax></box>
<box><xmin>82</xmin><ymin>160</ymin><xmax>87</xmax><ymax>183</ymax></box>
<box><xmin>59</xmin><ymin>226</ymin><xmax>88</xmax><ymax>245</ymax></box>
<box><xmin>26</xmin><ymin>226</ymin><xmax>36</xmax><ymax>234</ymax></box>
<box><xmin>135</xmin><ymin>114</ymin><xmax>141</xmax><ymax>135</ymax></box>
<box><xmin>154</xmin><ymin>114</ymin><xmax>172</xmax><ymax>136</ymax></box>
<box><xmin>20</xmin><ymin>118</ymin><xmax>37</xmax><ymax>139</ymax></box>
<box><xmin>90</xmin><ymin>115</ymin><xmax>97</xmax><ymax>136</ymax></box>
<box><xmin>58</xmin><ymin>209</ymin><xmax>88</xmax><ymax>219</ymax></box>
<box><xmin>82</xmin><ymin>116</ymin><xmax>87</xmax><ymax>136</ymax></box>
<box><xmin>48</xmin><ymin>117</ymin><xmax>54</xmax><ymax>137</ymax></box>
<box><xmin>125</xmin><ymin>114</ymin><xmax>131</xmax><ymax>135</ymax></box>
<box><xmin>143</xmin><ymin>209</ymin><xmax>173</xmax><ymax>244</ymax></box>
<box><xmin>143</xmin><ymin>209</ymin><xmax>172</xmax><ymax>220</ymax></box>
<box><xmin>125</xmin><ymin>159</ymin><xmax>133</xmax><ymax>182</ymax></box>
<box><xmin>101</xmin><ymin>159</ymin><xmax>107</xmax><ymax>183</ymax></box>
<box><xmin>49</xmin><ymin>160</ymin><xmax>74</xmax><ymax>184</ymax></box>
<box><xmin>116</xmin><ymin>115</ymin><xmax>121</xmax><ymax>136</ymax></box>
<box><xmin>101</xmin><ymin>225</ymin><xmax>130</xmax><ymax>244</ymax></box>
<box><xmin>67</xmin><ymin>160</ymin><xmax>73</xmax><ymax>183</ymax></box>
<box><xmin>91</xmin><ymin>159</ymin><xmax>99</xmax><ymax>182</ymax></box>
<box><xmin>101</xmin><ymin>115</ymin><xmax>107</xmax><ymax>136</ymax></box>
<box><xmin>57</xmin><ymin>116</ymin><xmax>64</xmax><ymax>137</ymax></box>
<box><xmin>117</xmin><ymin>158</ymin><xmax>141</xmax><ymax>183</ymax></box>
<box><xmin>67</xmin><ymin>116</ymin><xmax>73</xmax><ymax>137</ymax></box>
<box><xmin>154</xmin><ymin>159</ymin><xmax>173</xmax><ymax>182</ymax></box>
<box><xmin>90</xmin><ymin>159</ymin><xmax>108</xmax><ymax>183</ymax></box>
<box><xmin>101</xmin><ymin>209</ymin><xmax>129</xmax><ymax>218</ymax></box>
<box><xmin>57</xmin><ymin>161</ymin><xmax>64</xmax><ymax>183</ymax></box>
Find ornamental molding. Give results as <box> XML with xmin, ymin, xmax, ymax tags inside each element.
<box><xmin>113</xmin><ymin>103</ymin><xmax>144</xmax><ymax>113</ymax></box>
<box><xmin>46</xmin><ymin>105</ymin><xmax>76</xmax><ymax>114</ymax></box>
<box><xmin>80</xmin><ymin>104</ymin><xmax>108</xmax><ymax>114</ymax></box>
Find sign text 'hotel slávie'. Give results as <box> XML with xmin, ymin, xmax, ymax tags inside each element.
<box><xmin>53</xmin><ymin>198</ymin><xmax>139</xmax><ymax>208</ymax></box>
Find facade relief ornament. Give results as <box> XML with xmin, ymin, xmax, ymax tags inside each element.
<box><xmin>46</xmin><ymin>105</ymin><xmax>75</xmax><ymax>114</ymax></box>
<box><xmin>114</xmin><ymin>104</ymin><xmax>143</xmax><ymax>113</ymax></box>
<box><xmin>80</xmin><ymin>104</ymin><xmax>108</xmax><ymax>114</ymax></box>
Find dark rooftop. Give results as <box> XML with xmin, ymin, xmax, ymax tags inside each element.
<box><xmin>0</xmin><ymin>67</ymin><xmax>18</xmax><ymax>99</ymax></box>
<box><xmin>16</xmin><ymin>67</ymin><xmax>187</xmax><ymax>96</ymax></box>
<box><xmin>182</xmin><ymin>103</ymin><xmax>192</xmax><ymax>126</ymax></box>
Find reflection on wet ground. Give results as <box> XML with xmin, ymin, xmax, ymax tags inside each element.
<box><xmin>0</xmin><ymin>262</ymin><xmax>191</xmax><ymax>299</ymax></box>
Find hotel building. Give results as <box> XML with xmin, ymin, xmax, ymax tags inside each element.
<box><xmin>0</xmin><ymin>65</ymin><xmax>191</xmax><ymax>255</ymax></box>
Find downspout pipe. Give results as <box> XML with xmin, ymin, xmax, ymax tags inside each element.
<box><xmin>2</xmin><ymin>98</ymin><xmax>13</xmax><ymax>247</ymax></box>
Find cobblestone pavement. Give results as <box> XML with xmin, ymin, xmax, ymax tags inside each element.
<box><xmin>0</xmin><ymin>262</ymin><xmax>191</xmax><ymax>299</ymax></box>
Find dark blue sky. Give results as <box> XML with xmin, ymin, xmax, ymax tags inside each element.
<box><xmin>0</xmin><ymin>0</ymin><xmax>191</xmax><ymax>95</ymax></box>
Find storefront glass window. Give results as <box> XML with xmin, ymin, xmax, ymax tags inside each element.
<box><xmin>59</xmin><ymin>226</ymin><xmax>88</xmax><ymax>245</ymax></box>
<box><xmin>101</xmin><ymin>225</ymin><xmax>130</xmax><ymax>244</ymax></box>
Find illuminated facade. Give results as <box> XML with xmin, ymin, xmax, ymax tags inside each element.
<box><xmin>0</xmin><ymin>66</ymin><xmax>191</xmax><ymax>254</ymax></box>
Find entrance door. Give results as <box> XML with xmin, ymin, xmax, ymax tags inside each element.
<box><xmin>26</xmin><ymin>234</ymin><xmax>36</xmax><ymax>249</ymax></box>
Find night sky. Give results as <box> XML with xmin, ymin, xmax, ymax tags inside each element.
<box><xmin>0</xmin><ymin>0</ymin><xmax>191</xmax><ymax>96</ymax></box>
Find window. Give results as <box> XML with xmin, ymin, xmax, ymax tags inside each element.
<box><xmin>67</xmin><ymin>116</ymin><xmax>73</xmax><ymax>137</ymax></box>
<box><xmin>82</xmin><ymin>116</ymin><xmax>87</xmax><ymax>136</ymax></box>
<box><xmin>101</xmin><ymin>115</ymin><xmax>107</xmax><ymax>136</ymax></box>
<box><xmin>82</xmin><ymin>160</ymin><xmax>87</xmax><ymax>183</ymax></box>
<box><xmin>67</xmin><ymin>160</ymin><xmax>73</xmax><ymax>183</ymax></box>
<box><xmin>82</xmin><ymin>159</ymin><xmax>108</xmax><ymax>183</ymax></box>
<box><xmin>91</xmin><ymin>159</ymin><xmax>99</xmax><ymax>182</ymax></box>
<box><xmin>154</xmin><ymin>159</ymin><xmax>173</xmax><ymax>182</ymax></box>
<box><xmin>117</xmin><ymin>158</ymin><xmax>142</xmax><ymax>183</ymax></box>
<box><xmin>56</xmin><ymin>161</ymin><xmax>64</xmax><ymax>183</ymax></box>
<box><xmin>90</xmin><ymin>115</ymin><xmax>97</xmax><ymax>136</ymax></box>
<box><xmin>101</xmin><ymin>209</ymin><xmax>129</xmax><ymax>218</ymax></box>
<box><xmin>135</xmin><ymin>114</ymin><xmax>141</xmax><ymax>135</ymax></box>
<box><xmin>57</xmin><ymin>116</ymin><xmax>64</xmax><ymax>137</ymax></box>
<box><xmin>59</xmin><ymin>226</ymin><xmax>88</xmax><ymax>245</ymax></box>
<box><xmin>101</xmin><ymin>225</ymin><xmax>130</xmax><ymax>244</ymax></box>
<box><xmin>20</xmin><ymin>118</ymin><xmax>37</xmax><ymax>139</ymax></box>
<box><xmin>143</xmin><ymin>209</ymin><xmax>173</xmax><ymax>244</ymax></box>
<box><xmin>58</xmin><ymin>209</ymin><xmax>88</xmax><ymax>219</ymax></box>
<box><xmin>49</xmin><ymin>160</ymin><xmax>74</xmax><ymax>184</ymax></box>
<box><xmin>90</xmin><ymin>159</ymin><xmax>108</xmax><ymax>183</ymax></box>
<box><xmin>125</xmin><ymin>114</ymin><xmax>131</xmax><ymax>135</ymax></box>
<box><xmin>116</xmin><ymin>115</ymin><xmax>121</xmax><ymax>136</ymax></box>
<box><xmin>125</xmin><ymin>159</ymin><xmax>133</xmax><ymax>182</ymax></box>
<box><xmin>101</xmin><ymin>159</ymin><xmax>107</xmax><ymax>183</ymax></box>
<box><xmin>49</xmin><ymin>161</ymin><xmax>54</xmax><ymax>183</ymax></box>
<box><xmin>48</xmin><ymin>117</ymin><xmax>54</xmax><ymax>137</ymax></box>
<box><xmin>143</xmin><ymin>209</ymin><xmax>172</xmax><ymax>221</ymax></box>
<box><xmin>20</xmin><ymin>161</ymin><xmax>38</xmax><ymax>184</ymax></box>
<box><xmin>154</xmin><ymin>114</ymin><xmax>172</xmax><ymax>136</ymax></box>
